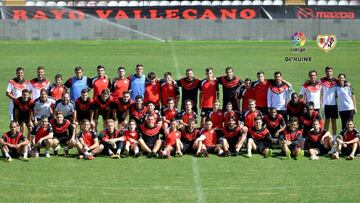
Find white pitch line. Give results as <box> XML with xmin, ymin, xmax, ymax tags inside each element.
<box><xmin>192</xmin><ymin>157</ymin><xmax>206</xmax><ymax>203</ymax></box>
<box><xmin>170</xmin><ymin>42</ymin><xmax>181</xmax><ymax>78</ymax></box>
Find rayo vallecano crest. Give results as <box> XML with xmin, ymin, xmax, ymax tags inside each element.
<box><xmin>316</xmin><ymin>34</ymin><xmax>337</xmax><ymax>52</ymax></box>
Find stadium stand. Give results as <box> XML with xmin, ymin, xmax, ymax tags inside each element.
<box><xmin>3</xmin><ymin>0</ymin><xmax>360</xmax><ymax>6</ymax></box>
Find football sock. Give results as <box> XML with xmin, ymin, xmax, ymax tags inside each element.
<box><xmin>134</xmin><ymin>146</ymin><xmax>139</xmax><ymax>154</ymax></box>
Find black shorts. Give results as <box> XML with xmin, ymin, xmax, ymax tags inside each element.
<box><xmin>181</xmin><ymin>141</ymin><xmax>194</xmax><ymax>153</ymax></box>
<box><xmin>253</xmin><ymin>139</ymin><xmax>267</xmax><ymax>153</ymax></box>
<box><xmin>305</xmin><ymin>141</ymin><xmax>329</xmax><ymax>155</ymax></box>
<box><xmin>54</xmin><ymin>135</ymin><xmax>71</xmax><ymax>145</ymax></box>
<box><xmin>341</xmin><ymin>145</ymin><xmax>357</xmax><ymax>156</ymax></box>
<box><xmin>225</xmin><ymin>136</ymin><xmax>239</xmax><ymax>152</ymax></box>
<box><xmin>17</xmin><ymin>112</ymin><xmax>31</xmax><ymax>124</ymax></box>
<box><xmin>7</xmin><ymin>147</ymin><xmax>20</xmax><ymax>158</ymax></box>
<box><xmin>103</xmin><ymin>142</ymin><xmax>123</xmax><ymax>155</ymax></box>
<box><xmin>77</xmin><ymin>112</ymin><xmax>91</xmax><ymax>123</ymax></box>
<box><xmin>206</xmin><ymin>146</ymin><xmax>216</xmax><ymax>153</ymax></box>
<box><xmin>324</xmin><ymin>105</ymin><xmax>339</xmax><ymax>119</ymax></box>
<box><xmin>116</xmin><ymin>112</ymin><xmax>127</xmax><ymax>123</ymax></box>
<box><xmin>142</xmin><ymin>135</ymin><xmax>159</xmax><ymax>149</ymax></box>
<box><xmin>201</xmin><ymin>108</ymin><xmax>213</xmax><ymax>117</ymax></box>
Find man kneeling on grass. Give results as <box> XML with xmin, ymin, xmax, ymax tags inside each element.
<box><xmin>305</xmin><ymin>119</ymin><xmax>333</xmax><ymax>160</ymax></box>
<box><xmin>1</xmin><ymin>121</ymin><xmax>30</xmax><ymax>162</ymax></box>
<box><xmin>30</xmin><ymin>116</ymin><xmax>53</xmax><ymax>158</ymax></box>
<box><xmin>99</xmin><ymin>119</ymin><xmax>124</xmax><ymax>159</ymax></box>
<box><xmin>159</xmin><ymin>119</ymin><xmax>182</xmax><ymax>159</ymax></box>
<box><xmin>194</xmin><ymin>118</ymin><xmax>222</xmax><ymax>157</ymax></box>
<box><xmin>279</xmin><ymin>117</ymin><xmax>305</xmax><ymax>160</ymax></box>
<box><xmin>332</xmin><ymin>120</ymin><xmax>359</xmax><ymax>160</ymax></box>
<box><xmin>247</xmin><ymin>116</ymin><xmax>272</xmax><ymax>158</ymax></box>
<box><xmin>76</xmin><ymin>119</ymin><xmax>104</xmax><ymax>160</ymax></box>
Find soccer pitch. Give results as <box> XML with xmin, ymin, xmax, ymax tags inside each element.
<box><xmin>0</xmin><ymin>40</ymin><xmax>359</xmax><ymax>202</ymax></box>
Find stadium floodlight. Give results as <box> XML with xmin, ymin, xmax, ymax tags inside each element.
<box><xmin>25</xmin><ymin>1</ymin><xmax>36</xmax><ymax>6</ymax></box>
<box><xmin>338</xmin><ymin>0</ymin><xmax>350</xmax><ymax>5</ymax></box>
<box><xmin>118</xmin><ymin>1</ymin><xmax>129</xmax><ymax>6</ymax></box>
<box><xmin>190</xmin><ymin>0</ymin><xmax>201</xmax><ymax>5</ymax></box>
<box><xmin>170</xmin><ymin>1</ymin><xmax>181</xmax><ymax>6</ymax></box>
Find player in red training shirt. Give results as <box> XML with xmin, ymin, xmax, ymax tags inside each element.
<box><xmin>138</xmin><ymin>115</ymin><xmax>164</xmax><ymax>158</ymax></box>
<box><xmin>160</xmin><ymin>72</ymin><xmax>180</xmax><ymax>109</ymax></box>
<box><xmin>13</xmin><ymin>89</ymin><xmax>34</xmax><ymax>137</ymax></box>
<box><xmin>286</xmin><ymin>92</ymin><xmax>305</xmax><ymax>121</ymax></box>
<box><xmin>243</xmin><ymin>99</ymin><xmax>263</xmax><ymax>129</ymax></box>
<box><xmin>74</xmin><ymin>89</ymin><xmax>94</xmax><ymax>129</ymax></box>
<box><xmin>142</xmin><ymin>102</ymin><xmax>162</xmax><ymax>126</ymax></box>
<box><xmin>220</xmin><ymin>116</ymin><xmax>248</xmax><ymax>156</ymax></box>
<box><xmin>112</xmin><ymin>90</ymin><xmax>133</xmax><ymax>130</ymax></box>
<box><xmin>279</xmin><ymin>117</ymin><xmax>305</xmax><ymax>160</ymax></box>
<box><xmin>206</xmin><ymin>100</ymin><xmax>223</xmax><ymax>129</ymax></box>
<box><xmin>0</xmin><ymin>121</ymin><xmax>30</xmax><ymax>162</ymax></box>
<box><xmin>99</xmin><ymin>119</ymin><xmax>124</xmax><ymax>158</ymax></box>
<box><xmin>263</xmin><ymin>107</ymin><xmax>286</xmax><ymax>144</ymax></box>
<box><xmin>91</xmin><ymin>65</ymin><xmax>111</xmax><ymax>99</ymax></box>
<box><xmin>160</xmin><ymin>119</ymin><xmax>182</xmax><ymax>159</ymax></box>
<box><xmin>252</xmin><ymin>71</ymin><xmax>271</xmax><ymax>114</ymax></box>
<box><xmin>129</xmin><ymin>96</ymin><xmax>148</xmax><ymax>125</ymax></box>
<box><xmin>217</xmin><ymin>67</ymin><xmax>243</xmax><ymax>111</ymax></box>
<box><xmin>194</xmin><ymin>118</ymin><xmax>221</xmax><ymax>157</ymax></box>
<box><xmin>111</xmin><ymin>67</ymin><xmax>130</xmax><ymax>100</ymax></box>
<box><xmin>332</xmin><ymin>120</ymin><xmax>359</xmax><ymax>160</ymax></box>
<box><xmin>199</xmin><ymin>68</ymin><xmax>219</xmax><ymax>119</ymax></box>
<box><xmin>91</xmin><ymin>88</ymin><xmax>114</xmax><ymax>132</ymax></box>
<box><xmin>177</xmin><ymin>68</ymin><xmax>200</xmax><ymax>113</ymax></box>
<box><xmin>180</xmin><ymin>118</ymin><xmax>200</xmax><ymax>154</ymax></box>
<box><xmin>30</xmin><ymin>116</ymin><xmax>53</xmax><ymax>158</ymax></box>
<box><xmin>223</xmin><ymin>102</ymin><xmax>241</xmax><ymax>127</ymax></box>
<box><xmin>48</xmin><ymin>74</ymin><xmax>67</xmax><ymax>101</ymax></box>
<box><xmin>50</xmin><ymin>111</ymin><xmax>76</xmax><ymax>156</ymax></box>
<box><xmin>247</xmin><ymin>116</ymin><xmax>272</xmax><ymax>158</ymax></box>
<box><xmin>299</xmin><ymin>102</ymin><xmax>323</xmax><ymax>136</ymax></box>
<box><xmin>122</xmin><ymin>119</ymin><xmax>141</xmax><ymax>158</ymax></box>
<box><xmin>76</xmin><ymin>119</ymin><xmax>104</xmax><ymax>160</ymax></box>
<box><xmin>179</xmin><ymin>100</ymin><xmax>197</xmax><ymax>127</ymax></box>
<box><xmin>305</xmin><ymin>119</ymin><xmax>333</xmax><ymax>160</ymax></box>
<box><xmin>144</xmin><ymin>72</ymin><xmax>161</xmax><ymax>110</ymax></box>
<box><xmin>162</xmin><ymin>98</ymin><xmax>179</xmax><ymax>130</ymax></box>
<box><xmin>237</xmin><ymin>78</ymin><xmax>255</xmax><ymax>112</ymax></box>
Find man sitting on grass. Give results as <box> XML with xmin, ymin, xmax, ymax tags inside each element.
<box><xmin>76</xmin><ymin>119</ymin><xmax>104</xmax><ymax>160</ymax></box>
<box><xmin>160</xmin><ymin>119</ymin><xmax>182</xmax><ymax>159</ymax></box>
<box><xmin>220</xmin><ymin>116</ymin><xmax>248</xmax><ymax>157</ymax></box>
<box><xmin>194</xmin><ymin>118</ymin><xmax>221</xmax><ymax>157</ymax></box>
<box><xmin>99</xmin><ymin>119</ymin><xmax>123</xmax><ymax>158</ymax></box>
<box><xmin>247</xmin><ymin>116</ymin><xmax>272</xmax><ymax>158</ymax></box>
<box><xmin>50</xmin><ymin>111</ymin><xmax>76</xmax><ymax>156</ymax></box>
<box><xmin>138</xmin><ymin>115</ymin><xmax>164</xmax><ymax>158</ymax></box>
<box><xmin>332</xmin><ymin>120</ymin><xmax>359</xmax><ymax>160</ymax></box>
<box><xmin>305</xmin><ymin>119</ymin><xmax>333</xmax><ymax>160</ymax></box>
<box><xmin>0</xmin><ymin>121</ymin><xmax>30</xmax><ymax>162</ymax></box>
<box><xmin>122</xmin><ymin>119</ymin><xmax>141</xmax><ymax>158</ymax></box>
<box><xmin>30</xmin><ymin>116</ymin><xmax>53</xmax><ymax>158</ymax></box>
<box><xmin>279</xmin><ymin>117</ymin><xmax>305</xmax><ymax>160</ymax></box>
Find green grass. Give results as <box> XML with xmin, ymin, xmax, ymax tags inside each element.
<box><xmin>0</xmin><ymin>40</ymin><xmax>359</xmax><ymax>202</ymax></box>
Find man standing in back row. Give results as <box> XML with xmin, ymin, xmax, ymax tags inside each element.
<box><xmin>130</xmin><ymin>64</ymin><xmax>146</xmax><ymax>100</ymax></box>
<box><xmin>217</xmin><ymin>67</ymin><xmax>242</xmax><ymax>111</ymax></box>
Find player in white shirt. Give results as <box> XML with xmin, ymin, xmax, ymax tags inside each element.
<box><xmin>29</xmin><ymin>66</ymin><xmax>50</xmax><ymax>100</ymax></box>
<box><xmin>299</xmin><ymin>70</ymin><xmax>321</xmax><ymax>111</ymax></box>
<box><xmin>336</xmin><ymin>73</ymin><xmax>357</xmax><ymax>130</ymax></box>
<box><xmin>320</xmin><ymin>66</ymin><xmax>338</xmax><ymax>135</ymax></box>
<box><xmin>33</xmin><ymin>89</ymin><xmax>56</xmax><ymax>123</ymax></box>
<box><xmin>267</xmin><ymin>71</ymin><xmax>293</xmax><ymax>117</ymax></box>
<box><xmin>6</xmin><ymin>67</ymin><xmax>29</xmax><ymax>121</ymax></box>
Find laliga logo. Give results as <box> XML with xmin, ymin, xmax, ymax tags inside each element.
<box><xmin>290</xmin><ymin>32</ymin><xmax>306</xmax><ymax>53</ymax></box>
<box><xmin>316</xmin><ymin>34</ymin><xmax>337</xmax><ymax>52</ymax></box>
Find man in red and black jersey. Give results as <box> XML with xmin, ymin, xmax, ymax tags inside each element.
<box><xmin>194</xmin><ymin>118</ymin><xmax>221</xmax><ymax>157</ymax></box>
<box><xmin>144</xmin><ymin>72</ymin><xmax>161</xmax><ymax>110</ymax></box>
<box><xmin>160</xmin><ymin>72</ymin><xmax>180</xmax><ymax>109</ymax></box>
<box><xmin>30</xmin><ymin>116</ymin><xmax>54</xmax><ymax>158</ymax></box>
<box><xmin>112</xmin><ymin>91</ymin><xmax>133</xmax><ymax>129</ymax></box>
<box><xmin>91</xmin><ymin>88</ymin><xmax>114</xmax><ymax>132</ymax></box>
<box><xmin>237</xmin><ymin>78</ymin><xmax>255</xmax><ymax>112</ymax></box>
<box><xmin>75</xmin><ymin>89</ymin><xmax>93</xmax><ymax>127</ymax></box>
<box><xmin>299</xmin><ymin>102</ymin><xmax>323</xmax><ymax>136</ymax></box>
<box><xmin>122</xmin><ymin>119</ymin><xmax>141</xmax><ymax>158</ymax></box>
<box><xmin>247</xmin><ymin>117</ymin><xmax>272</xmax><ymax>158</ymax></box>
<box><xmin>199</xmin><ymin>68</ymin><xmax>219</xmax><ymax>118</ymax></box>
<box><xmin>217</xmin><ymin>67</ymin><xmax>243</xmax><ymax>111</ymax></box>
<box><xmin>252</xmin><ymin>71</ymin><xmax>271</xmax><ymax>114</ymax></box>
<box><xmin>48</xmin><ymin>74</ymin><xmax>67</xmax><ymax>101</ymax></box>
<box><xmin>263</xmin><ymin>107</ymin><xmax>286</xmax><ymax>144</ymax></box>
<box><xmin>220</xmin><ymin>116</ymin><xmax>248</xmax><ymax>156</ymax></box>
<box><xmin>243</xmin><ymin>99</ymin><xmax>263</xmax><ymax>129</ymax></box>
<box><xmin>305</xmin><ymin>119</ymin><xmax>333</xmax><ymax>160</ymax></box>
<box><xmin>0</xmin><ymin>121</ymin><xmax>30</xmax><ymax>162</ymax></box>
<box><xmin>129</xmin><ymin>96</ymin><xmax>147</xmax><ymax>125</ymax></box>
<box><xmin>91</xmin><ymin>65</ymin><xmax>111</xmax><ymax>99</ymax></box>
<box><xmin>162</xmin><ymin>98</ymin><xmax>179</xmax><ymax>130</ymax></box>
<box><xmin>138</xmin><ymin>115</ymin><xmax>164</xmax><ymax>158</ymax></box>
<box><xmin>177</xmin><ymin>68</ymin><xmax>200</xmax><ymax>113</ymax></box>
<box><xmin>14</xmin><ymin>89</ymin><xmax>34</xmax><ymax>136</ymax></box>
<box><xmin>332</xmin><ymin>120</ymin><xmax>359</xmax><ymax>160</ymax></box>
<box><xmin>180</xmin><ymin>118</ymin><xmax>200</xmax><ymax>154</ymax></box>
<box><xmin>76</xmin><ymin>119</ymin><xmax>104</xmax><ymax>160</ymax></box>
<box><xmin>206</xmin><ymin>100</ymin><xmax>223</xmax><ymax>129</ymax></box>
<box><xmin>49</xmin><ymin>111</ymin><xmax>76</xmax><ymax>156</ymax></box>
<box><xmin>223</xmin><ymin>102</ymin><xmax>241</xmax><ymax>127</ymax></box>
<box><xmin>179</xmin><ymin>100</ymin><xmax>197</xmax><ymax>127</ymax></box>
<box><xmin>99</xmin><ymin>119</ymin><xmax>124</xmax><ymax>158</ymax></box>
<box><xmin>279</xmin><ymin>117</ymin><xmax>305</xmax><ymax>160</ymax></box>
<box><xmin>111</xmin><ymin>67</ymin><xmax>130</xmax><ymax>100</ymax></box>
<box><xmin>160</xmin><ymin>119</ymin><xmax>182</xmax><ymax>158</ymax></box>
<box><xmin>142</xmin><ymin>102</ymin><xmax>162</xmax><ymax>125</ymax></box>
<box><xmin>286</xmin><ymin>92</ymin><xmax>305</xmax><ymax>121</ymax></box>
